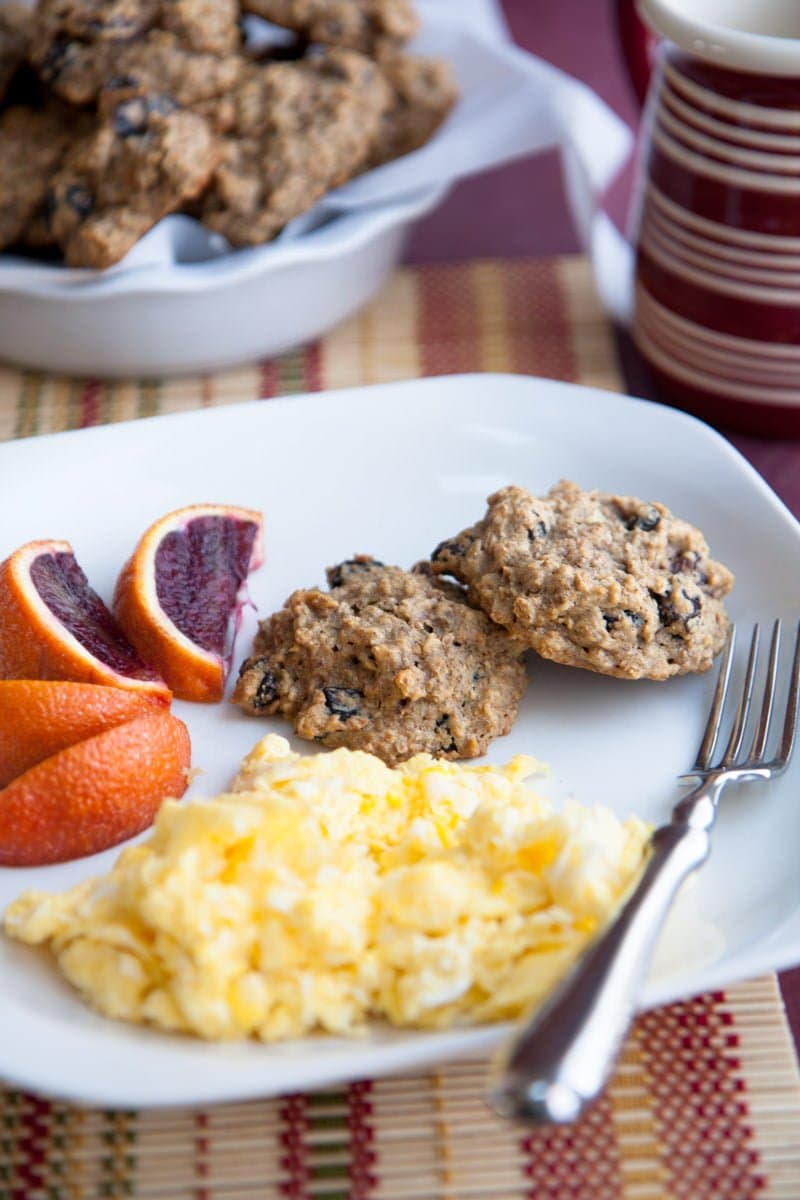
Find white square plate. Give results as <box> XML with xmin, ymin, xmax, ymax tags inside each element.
<box><xmin>1</xmin><ymin>373</ymin><xmax>798</xmax><ymax>1108</ymax></box>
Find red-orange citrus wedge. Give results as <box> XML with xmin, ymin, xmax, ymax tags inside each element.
<box><xmin>113</xmin><ymin>503</ymin><xmax>264</xmax><ymax>702</ymax></box>
<box><xmin>0</xmin><ymin>708</ymin><xmax>191</xmax><ymax>866</ymax></box>
<box><xmin>0</xmin><ymin>540</ymin><xmax>171</xmax><ymax>701</ymax></box>
<box><xmin>0</xmin><ymin>680</ymin><xmax>163</xmax><ymax>788</ymax></box>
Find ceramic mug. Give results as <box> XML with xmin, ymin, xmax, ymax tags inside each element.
<box><xmin>618</xmin><ymin>0</ymin><xmax>800</xmax><ymax>437</ymax></box>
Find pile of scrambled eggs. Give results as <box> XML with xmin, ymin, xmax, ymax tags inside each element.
<box><xmin>4</xmin><ymin>735</ymin><xmax>649</xmax><ymax>1041</ymax></box>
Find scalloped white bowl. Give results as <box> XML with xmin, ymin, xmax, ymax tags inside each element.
<box><xmin>0</xmin><ymin>186</ymin><xmax>444</xmax><ymax>377</ymax></box>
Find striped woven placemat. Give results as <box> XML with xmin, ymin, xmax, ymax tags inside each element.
<box><xmin>1</xmin><ymin>256</ymin><xmax>799</xmax><ymax>1200</ymax></box>
<box><xmin>0</xmin><ymin>258</ymin><xmax>617</xmax><ymax>437</ymax></box>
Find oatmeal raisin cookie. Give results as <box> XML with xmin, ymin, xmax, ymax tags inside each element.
<box><xmin>45</xmin><ymin>93</ymin><xmax>219</xmax><ymax>267</ymax></box>
<box><xmin>199</xmin><ymin>48</ymin><xmax>392</xmax><ymax>245</ymax></box>
<box><xmin>370</xmin><ymin>47</ymin><xmax>457</xmax><ymax>164</ymax></box>
<box><xmin>233</xmin><ymin>556</ymin><xmax>528</xmax><ymax>765</ymax></box>
<box><xmin>429</xmin><ymin>481</ymin><xmax>734</xmax><ymax>680</ymax></box>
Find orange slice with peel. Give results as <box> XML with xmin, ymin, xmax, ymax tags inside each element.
<box><xmin>0</xmin><ymin>540</ymin><xmax>171</xmax><ymax>701</ymax></box>
<box><xmin>113</xmin><ymin>503</ymin><xmax>264</xmax><ymax>702</ymax></box>
<box><xmin>0</xmin><ymin>708</ymin><xmax>191</xmax><ymax>866</ymax></box>
<box><xmin>0</xmin><ymin>680</ymin><xmax>163</xmax><ymax>788</ymax></box>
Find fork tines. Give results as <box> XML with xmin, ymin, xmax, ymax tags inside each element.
<box><xmin>690</xmin><ymin>619</ymin><xmax>800</xmax><ymax>777</ymax></box>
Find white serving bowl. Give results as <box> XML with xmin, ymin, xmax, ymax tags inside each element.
<box><xmin>0</xmin><ymin>186</ymin><xmax>444</xmax><ymax>377</ymax></box>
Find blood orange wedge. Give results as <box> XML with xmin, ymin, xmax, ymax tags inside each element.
<box><xmin>113</xmin><ymin>503</ymin><xmax>264</xmax><ymax>702</ymax></box>
<box><xmin>0</xmin><ymin>708</ymin><xmax>191</xmax><ymax>866</ymax></box>
<box><xmin>0</xmin><ymin>540</ymin><xmax>171</xmax><ymax>701</ymax></box>
<box><xmin>0</xmin><ymin>680</ymin><xmax>162</xmax><ymax>788</ymax></box>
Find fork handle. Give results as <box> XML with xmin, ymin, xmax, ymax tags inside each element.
<box><xmin>490</xmin><ymin>783</ymin><xmax>718</xmax><ymax>1125</ymax></box>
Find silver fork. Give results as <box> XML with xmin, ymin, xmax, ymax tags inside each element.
<box><xmin>490</xmin><ymin>618</ymin><xmax>800</xmax><ymax>1126</ymax></box>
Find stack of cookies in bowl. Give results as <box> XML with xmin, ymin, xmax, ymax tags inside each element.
<box><xmin>0</xmin><ymin>0</ymin><xmax>457</xmax><ymax>269</ymax></box>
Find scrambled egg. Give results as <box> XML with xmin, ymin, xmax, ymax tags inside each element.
<box><xmin>4</xmin><ymin>735</ymin><xmax>649</xmax><ymax>1041</ymax></box>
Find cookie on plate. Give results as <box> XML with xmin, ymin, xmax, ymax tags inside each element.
<box><xmin>240</xmin><ymin>0</ymin><xmax>419</xmax><ymax>54</ymax></box>
<box><xmin>232</xmin><ymin>556</ymin><xmax>528</xmax><ymax>765</ymax></box>
<box><xmin>45</xmin><ymin>93</ymin><xmax>219</xmax><ymax>267</ymax></box>
<box><xmin>199</xmin><ymin>47</ymin><xmax>392</xmax><ymax>245</ymax></box>
<box><xmin>429</xmin><ymin>481</ymin><xmax>734</xmax><ymax>681</ymax></box>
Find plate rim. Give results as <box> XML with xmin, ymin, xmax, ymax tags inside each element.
<box><xmin>2</xmin><ymin>370</ymin><xmax>797</xmax><ymax>532</ymax></box>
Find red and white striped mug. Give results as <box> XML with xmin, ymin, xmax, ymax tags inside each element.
<box><xmin>618</xmin><ymin>0</ymin><xmax>800</xmax><ymax>436</ymax></box>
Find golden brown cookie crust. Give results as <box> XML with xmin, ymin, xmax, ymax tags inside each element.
<box><xmin>199</xmin><ymin>48</ymin><xmax>392</xmax><ymax>245</ymax></box>
<box><xmin>429</xmin><ymin>481</ymin><xmax>734</xmax><ymax>681</ymax></box>
<box><xmin>233</xmin><ymin>557</ymin><xmax>528</xmax><ymax>765</ymax></box>
<box><xmin>47</xmin><ymin>94</ymin><xmax>219</xmax><ymax>267</ymax></box>
<box><xmin>369</xmin><ymin>47</ymin><xmax>457</xmax><ymax>165</ymax></box>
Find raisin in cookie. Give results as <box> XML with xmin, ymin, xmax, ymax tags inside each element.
<box><xmin>241</xmin><ymin>0</ymin><xmax>419</xmax><ymax>54</ymax></box>
<box><xmin>96</xmin><ymin>33</ymin><xmax>246</xmax><ymax>132</ymax></box>
<box><xmin>199</xmin><ymin>48</ymin><xmax>392</xmax><ymax>245</ymax></box>
<box><xmin>233</xmin><ymin>557</ymin><xmax>528</xmax><ymax>765</ymax></box>
<box><xmin>45</xmin><ymin>93</ymin><xmax>218</xmax><ymax>267</ymax></box>
<box><xmin>429</xmin><ymin>482</ymin><xmax>734</xmax><ymax>681</ymax></box>
<box><xmin>30</xmin><ymin>0</ymin><xmax>241</xmax><ymax>74</ymax></box>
